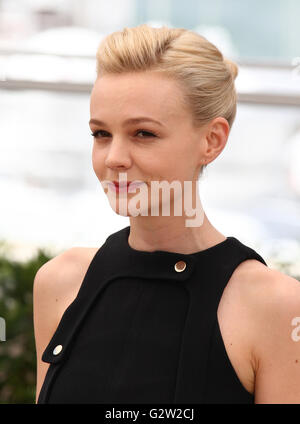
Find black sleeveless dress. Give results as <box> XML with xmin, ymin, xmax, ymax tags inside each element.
<box><xmin>37</xmin><ymin>225</ymin><xmax>268</xmax><ymax>404</ymax></box>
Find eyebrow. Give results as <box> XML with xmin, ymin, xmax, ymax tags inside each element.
<box><xmin>89</xmin><ymin>117</ymin><xmax>165</xmax><ymax>127</ymax></box>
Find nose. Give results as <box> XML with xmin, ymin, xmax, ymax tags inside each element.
<box><xmin>104</xmin><ymin>137</ymin><xmax>131</xmax><ymax>169</ymax></box>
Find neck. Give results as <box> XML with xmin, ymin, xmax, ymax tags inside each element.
<box><xmin>128</xmin><ymin>212</ymin><xmax>226</xmax><ymax>254</ymax></box>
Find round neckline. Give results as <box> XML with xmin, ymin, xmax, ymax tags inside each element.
<box><xmin>124</xmin><ymin>225</ymin><xmax>233</xmax><ymax>257</ymax></box>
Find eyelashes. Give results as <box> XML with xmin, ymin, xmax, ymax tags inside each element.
<box><xmin>90</xmin><ymin>129</ymin><xmax>158</xmax><ymax>139</ymax></box>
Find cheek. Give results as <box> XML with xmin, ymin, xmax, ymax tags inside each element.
<box><xmin>146</xmin><ymin>159</ymin><xmax>187</xmax><ymax>183</ymax></box>
<box><xmin>165</xmin><ymin>160</ymin><xmax>189</xmax><ymax>182</ymax></box>
<box><xmin>92</xmin><ymin>145</ymin><xmax>104</xmax><ymax>178</ymax></box>
<box><xmin>172</xmin><ymin>149</ymin><xmax>198</xmax><ymax>182</ymax></box>
<box><xmin>140</xmin><ymin>148</ymin><xmax>178</xmax><ymax>178</ymax></box>
<box><xmin>161</xmin><ymin>146</ymin><xmax>190</xmax><ymax>178</ymax></box>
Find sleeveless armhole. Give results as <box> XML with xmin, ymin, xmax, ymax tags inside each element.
<box><xmin>203</xmin><ymin>250</ymin><xmax>268</xmax><ymax>404</ymax></box>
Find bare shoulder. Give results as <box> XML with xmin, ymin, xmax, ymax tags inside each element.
<box><xmin>227</xmin><ymin>258</ymin><xmax>300</xmax><ymax>320</ymax></box>
<box><xmin>218</xmin><ymin>257</ymin><xmax>300</xmax><ymax>401</ymax></box>
<box><xmin>217</xmin><ymin>259</ymin><xmax>269</xmax><ymax>395</ymax></box>
<box><xmin>34</xmin><ymin>246</ymin><xmax>99</xmax><ymax>322</ymax></box>
<box><xmin>237</xmin><ymin>262</ymin><xmax>300</xmax><ymax>403</ymax></box>
<box><xmin>33</xmin><ymin>246</ymin><xmax>99</xmax><ymax>403</ymax></box>
<box><xmin>219</xmin><ymin>258</ymin><xmax>292</xmax><ymax>313</ymax></box>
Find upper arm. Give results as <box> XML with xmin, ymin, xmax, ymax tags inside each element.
<box><xmin>251</xmin><ymin>270</ymin><xmax>300</xmax><ymax>403</ymax></box>
<box><xmin>33</xmin><ymin>247</ymin><xmax>83</xmax><ymax>403</ymax></box>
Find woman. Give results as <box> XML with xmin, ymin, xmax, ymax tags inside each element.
<box><xmin>34</xmin><ymin>24</ymin><xmax>300</xmax><ymax>404</ymax></box>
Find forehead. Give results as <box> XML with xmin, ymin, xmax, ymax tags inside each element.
<box><xmin>90</xmin><ymin>71</ymin><xmax>187</xmax><ymax>122</ymax></box>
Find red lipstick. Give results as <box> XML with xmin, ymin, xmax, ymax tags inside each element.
<box><xmin>110</xmin><ymin>181</ymin><xmax>144</xmax><ymax>193</ymax></box>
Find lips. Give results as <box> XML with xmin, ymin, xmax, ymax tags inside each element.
<box><xmin>113</xmin><ymin>181</ymin><xmax>145</xmax><ymax>188</ymax></box>
<box><xmin>113</xmin><ymin>181</ymin><xmax>132</xmax><ymax>188</ymax></box>
<box><xmin>107</xmin><ymin>181</ymin><xmax>145</xmax><ymax>193</ymax></box>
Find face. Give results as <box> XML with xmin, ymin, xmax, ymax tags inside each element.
<box><xmin>89</xmin><ymin>71</ymin><xmax>222</xmax><ymax>218</ymax></box>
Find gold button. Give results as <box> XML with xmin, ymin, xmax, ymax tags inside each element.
<box><xmin>53</xmin><ymin>344</ymin><xmax>63</xmax><ymax>355</ymax></box>
<box><xmin>174</xmin><ymin>260</ymin><xmax>186</xmax><ymax>272</ymax></box>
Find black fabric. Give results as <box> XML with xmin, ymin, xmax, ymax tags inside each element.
<box><xmin>37</xmin><ymin>225</ymin><xmax>267</xmax><ymax>404</ymax></box>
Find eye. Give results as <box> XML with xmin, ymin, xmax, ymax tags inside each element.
<box><xmin>135</xmin><ymin>130</ymin><xmax>157</xmax><ymax>138</ymax></box>
<box><xmin>90</xmin><ymin>129</ymin><xmax>157</xmax><ymax>139</ymax></box>
<box><xmin>90</xmin><ymin>130</ymin><xmax>110</xmax><ymax>138</ymax></box>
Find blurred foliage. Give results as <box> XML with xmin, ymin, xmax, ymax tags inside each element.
<box><xmin>0</xmin><ymin>240</ymin><xmax>299</xmax><ymax>404</ymax></box>
<box><xmin>0</xmin><ymin>244</ymin><xmax>53</xmax><ymax>404</ymax></box>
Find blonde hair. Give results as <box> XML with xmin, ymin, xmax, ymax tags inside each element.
<box><xmin>95</xmin><ymin>24</ymin><xmax>239</xmax><ymax>174</ymax></box>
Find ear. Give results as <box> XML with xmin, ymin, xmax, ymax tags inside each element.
<box><xmin>202</xmin><ymin>117</ymin><xmax>230</xmax><ymax>165</ymax></box>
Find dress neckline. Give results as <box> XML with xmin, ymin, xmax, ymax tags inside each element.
<box><xmin>123</xmin><ymin>225</ymin><xmax>234</xmax><ymax>258</ymax></box>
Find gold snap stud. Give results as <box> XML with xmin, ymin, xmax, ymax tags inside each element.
<box><xmin>53</xmin><ymin>344</ymin><xmax>63</xmax><ymax>355</ymax></box>
<box><xmin>174</xmin><ymin>260</ymin><xmax>186</xmax><ymax>272</ymax></box>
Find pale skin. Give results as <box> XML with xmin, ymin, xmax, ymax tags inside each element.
<box><xmin>34</xmin><ymin>71</ymin><xmax>300</xmax><ymax>403</ymax></box>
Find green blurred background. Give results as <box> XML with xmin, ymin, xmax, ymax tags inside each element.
<box><xmin>0</xmin><ymin>245</ymin><xmax>52</xmax><ymax>403</ymax></box>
